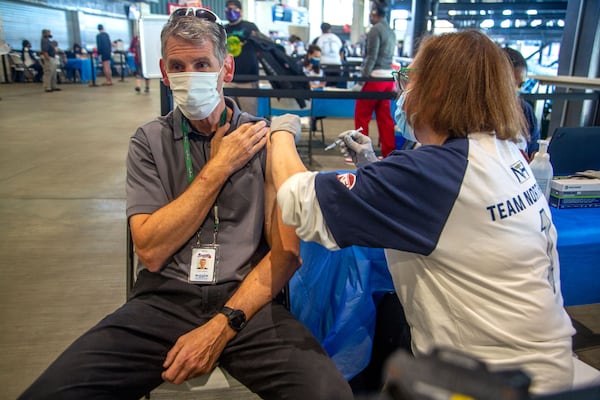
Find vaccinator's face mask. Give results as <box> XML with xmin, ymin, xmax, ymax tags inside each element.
<box><xmin>394</xmin><ymin>92</ymin><xmax>417</xmax><ymax>143</ymax></box>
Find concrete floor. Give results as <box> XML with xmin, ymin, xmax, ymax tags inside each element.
<box><xmin>1</xmin><ymin>80</ymin><xmax>598</xmax><ymax>400</ymax></box>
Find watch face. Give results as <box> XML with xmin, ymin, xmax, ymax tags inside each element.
<box><xmin>230</xmin><ymin>309</ymin><xmax>247</xmax><ymax>331</ymax></box>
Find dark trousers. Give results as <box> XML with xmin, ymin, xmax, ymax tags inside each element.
<box><xmin>30</xmin><ymin>63</ymin><xmax>43</xmax><ymax>82</ymax></box>
<box><xmin>19</xmin><ymin>270</ymin><xmax>352</xmax><ymax>400</ymax></box>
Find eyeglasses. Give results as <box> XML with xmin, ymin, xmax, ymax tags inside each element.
<box><xmin>392</xmin><ymin>67</ymin><xmax>416</xmax><ymax>93</ymax></box>
<box><xmin>170</xmin><ymin>7</ymin><xmax>219</xmax><ymax>23</ymax></box>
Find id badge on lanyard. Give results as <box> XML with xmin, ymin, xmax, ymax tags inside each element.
<box><xmin>190</xmin><ymin>244</ymin><xmax>220</xmax><ymax>283</ymax></box>
<box><xmin>189</xmin><ymin>204</ymin><xmax>221</xmax><ymax>284</ymax></box>
<box><xmin>182</xmin><ymin>115</ymin><xmax>226</xmax><ymax>284</ymax></box>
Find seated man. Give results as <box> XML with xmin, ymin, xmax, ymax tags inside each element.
<box><xmin>20</xmin><ymin>40</ymin><xmax>43</xmax><ymax>82</ymax></box>
<box><xmin>18</xmin><ymin>9</ymin><xmax>352</xmax><ymax>400</ymax></box>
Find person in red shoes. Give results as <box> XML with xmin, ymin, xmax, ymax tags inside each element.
<box><xmin>354</xmin><ymin>0</ymin><xmax>396</xmax><ymax>157</ymax></box>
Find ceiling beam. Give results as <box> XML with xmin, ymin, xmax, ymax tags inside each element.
<box><xmin>437</xmin><ymin>1</ymin><xmax>567</xmax><ymax>13</ymax></box>
<box><xmin>440</xmin><ymin>12</ymin><xmax>566</xmax><ymax>22</ymax></box>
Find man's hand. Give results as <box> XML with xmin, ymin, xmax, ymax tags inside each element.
<box><xmin>162</xmin><ymin>315</ymin><xmax>234</xmax><ymax>385</ymax></box>
<box><xmin>210</xmin><ymin>120</ymin><xmax>268</xmax><ymax>173</ymax></box>
<box><xmin>338</xmin><ymin>130</ymin><xmax>378</xmax><ymax>167</ymax></box>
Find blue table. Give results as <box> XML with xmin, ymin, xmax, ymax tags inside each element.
<box><xmin>552</xmin><ymin>207</ymin><xmax>600</xmax><ymax>306</ymax></box>
<box><xmin>290</xmin><ymin>206</ymin><xmax>600</xmax><ymax>379</ymax></box>
<box><xmin>257</xmin><ymin>90</ymin><xmax>397</xmax><ymax>119</ymax></box>
<box><xmin>64</xmin><ymin>58</ymin><xmax>96</xmax><ymax>84</ymax></box>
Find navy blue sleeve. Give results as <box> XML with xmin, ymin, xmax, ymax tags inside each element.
<box><xmin>521</xmin><ymin>99</ymin><xmax>540</xmax><ymax>156</ymax></box>
<box><xmin>314</xmin><ymin>139</ymin><xmax>469</xmax><ymax>255</ymax></box>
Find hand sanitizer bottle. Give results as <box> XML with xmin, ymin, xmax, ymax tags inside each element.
<box><xmin>529</xmin><ymin>139</ymin><xmax>553</xmax><ymax>201</ymax></box>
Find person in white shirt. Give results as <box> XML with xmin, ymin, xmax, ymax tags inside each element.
<box><xmin>315</xmin><ymin>22</ymin><xmax>342</xmax><ymax>87</ymax></box>
<box><xmin>21</xmin><ymin>40</ymin><xmax>43</xmax><ymax>82</ymax></box>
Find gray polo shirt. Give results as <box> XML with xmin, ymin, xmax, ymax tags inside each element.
<box><xmin>40</xmin><ymin>37</ymin><xmax>56</xmax><ymax>58</ymax></box>
<box><xmin>126</xmin><ymin>98</ymin><xmax>269</xmax><ymax>283</ymax></box>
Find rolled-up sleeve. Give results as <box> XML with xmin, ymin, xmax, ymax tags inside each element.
<box><xmin>277</xmin><ymin>171</ymin><xmax>340</xmax><ymax>250</ymax></box>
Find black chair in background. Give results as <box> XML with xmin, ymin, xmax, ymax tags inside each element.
<box><xmin>547</xmin><ymin>126</ymin><xmax>600</xmax><ymax>177</ymax></box>
<box><xmin>8</xmin><ymin>52</ymin><xmax>37</xmax><ymax>82</ymax></box>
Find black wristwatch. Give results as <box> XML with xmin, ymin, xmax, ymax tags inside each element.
<box><xmin>220</xmin><ymin>306</ymin><xmax>247</xmax><ymax>332</ymax></box>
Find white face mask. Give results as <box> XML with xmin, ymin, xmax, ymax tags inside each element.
<box><xmin>394</xmin><ymin>92</ymin><xmax>418</xmax><ymax>143</ymax></box>
<box><xmin>167</xmin><ymin>71</ymin><xmax>221</xmax><ymax>120</ymax></box>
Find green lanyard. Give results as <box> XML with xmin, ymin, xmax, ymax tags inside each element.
<box><xmin>181</xmin><ymin>107</ymin><xmax>228</xmax><ymax>244</ymax></box>
<box><xmin>182</xmin><ymin>107</ymin><xmax>228</xmax><ymax>185</ymax></box>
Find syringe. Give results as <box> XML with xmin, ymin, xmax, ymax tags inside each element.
<box><xmin>324</xmin><ymin>139</ymin><xmax>343</xmax><ymax>151</ymax></box>
<box><xmin>324</xmin><ymin>127</ymin><xmax>363</xmax><ymax>151</ymax></box>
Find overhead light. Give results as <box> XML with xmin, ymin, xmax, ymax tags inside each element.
<box><xmin>526</xmin><ymin>9</ymin><xmax>538</xmax><ymax>16</ymax></box>
<box><xmin>530</xmin><ymin>19</ymin><xmax>542</xmax><ymax>27</ymax></box>
<box><xmin>557</xmin><ymin>20</ymin><xmax>565</xmax><ymax>27</ymax></box>
<box><xmin>500</xmin><ymin>19</ymin><xmax>511</xmax><ymax>28</ymax></box>
<box><xmin>480</xmin><ymin>19</ymin><xmax>494</xmax><ymax>29</ymax></box>
<box><xmin>502</xmin><ymin>10</ymin><xmax>512</xmax><ymax>16</ymax></box>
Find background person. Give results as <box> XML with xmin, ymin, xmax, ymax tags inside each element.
<box><xmin>39</xmin><ymin>29</ymin><xmax>59</xmax><ymax>92</ymax></box>
<box><xmin>96</xmin><ymin>24</ymin><xmax>113</xmax><ymax>86</ymax></box>
<box><xmin>73</xmin><ymin>43</ymin><xmax>87</xmax><ymax>58</ymax></box>
<box><xmin>20</xmin><ymin>40</ymin><xmax>43</xmax><ymax>82</ymax></box>
<box><xmin>65</xmin><ymin>43</ymin><xmax>87</xmax><ymax>59</ymax></box>
<box><xmin>503</xmin><ymin>46</ymin><xmax>540</xmax><ymax>158</ymax></box>
<box><xmin>354</xmin><ymin>0</ymin><xmax>396</xmax><ymax>158</ymax></box>
<box><xmin>268</xmin><ymin>29</ymin><xmax>575</xmax><ymax>396</ymax></box>
<box><xmin>315</xmin><ymin>22</ymin><xmax>342</xmax><ymax>87</ymax></box>
<box><xmin>63</xmin><ymin>43</ymin><xmax>87</xmax><ymax>82</ymax></box>
<box><xmin>18</xmin><ymin>9</ymin><xmax>352</xmax><ymax>400</ymax></box>
<box><xmin>302</xmin><ymin>44</ymin><xmax>325</xmax><ymax>89</ymax></box>
<box><xmin>287</xmin><ymin>34</ymin><xmax>306</xmax><ymax>59</ymax></box>
<box><xmin>129</xmin><ymin>34</ymin><xmax>150</xmax><ymax>93</ymax></box>
<box><xmin>224</xmin><ymin>0</ymin><xmax>260</xmax><ymax>115</ymax></box>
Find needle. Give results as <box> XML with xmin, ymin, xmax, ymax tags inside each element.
<box><xmin>324</xmin><ymin>127</ymin><xmax>363</xmax><ymax>151</ymax></box>
<box><xmin>324</xmin><ymin>139</ymin><xmax>342</xmax><ymax>151</ymax></box>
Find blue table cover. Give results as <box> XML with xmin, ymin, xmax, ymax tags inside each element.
<box><xmin>552</xmin><ymin>207</ymin><xmax>600</xmax><ymax>306</ymax></box>
<box><xmin>64</xmin><ymin>58</ymin><xmax>96</xmax><ymax>83</ymax></box>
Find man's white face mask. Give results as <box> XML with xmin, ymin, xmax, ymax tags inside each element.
<box><xmin>167</xmin><ymin>71</ymin><xmax>221</xmax><ymax>120</ymax></box>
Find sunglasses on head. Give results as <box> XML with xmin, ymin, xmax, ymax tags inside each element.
<box><xmin>170</xmin><ymin>7</ymin><xmax>219</xmax><ymax>23</ymax></box>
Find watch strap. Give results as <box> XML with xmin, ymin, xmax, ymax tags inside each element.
<box><xmin>220</xmin><ymin>305</ymin><xmax>234</xmax><ymax>317</ymax></box>
<box><xmin>220</xmin><ymin>306</ymin><xmax>246</xmax><ymax>332</ymax></box>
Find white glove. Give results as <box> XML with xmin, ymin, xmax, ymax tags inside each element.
<box><xmin>338</xmin><ymin>130</ymin><xmax>378</xmax><ymax>167</ymax></box>
<box><xmin>270</xmin><ymin>114</ymin><xmax>301</xmax><ymax>140</ymax></box>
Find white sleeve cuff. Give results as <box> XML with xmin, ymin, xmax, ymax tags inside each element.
<box><xmin>277</xmin><ymin>172</ymin><xmax>340</xmax><ymax>250</ymax></box>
